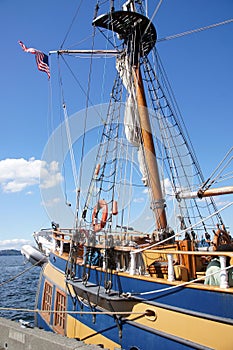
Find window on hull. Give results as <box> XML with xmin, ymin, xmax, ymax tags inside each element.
<box><xmin>53</xmin><ymin>289</ymin><xmax>66</xmax><ymax>335</ymax></box>
<box><xmin>41</xmin><ymin>281</ymin><xmax>53</xmax><ymax>323</ymax></box>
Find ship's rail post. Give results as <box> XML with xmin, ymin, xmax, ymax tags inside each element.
<box><xmin>129</xmin><ymin>251</ymin><xmax>137</xmax><ymax>275</ymax></box>
<box><xmin>52</xmin><ymin>234</ymin><xmax>56</xmax><ymax>251</ymax></box>
<box><xmin>219</xmin><ymin>255</ymin><xmax>229</xmax><ymax>288</ymax></box>
<box><xmin>167</xmin><ymin>253</ymin><xmax>175</xmax><ymax>282</ymax></box>
<box><xmin>59</xmin><ymin>238</ymin><xmax>64</xmax><ymax>256</ymax></box>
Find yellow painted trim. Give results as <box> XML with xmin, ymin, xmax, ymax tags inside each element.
<box><xmin>66</xmin><ymin>314</ymin><xmax>120</xmax><ymax>350</ymax></box>
<box><xmin>43</xmin><ymin>262</ymin><xmax>76</xmax><ymax>296</ymax></box>
<box><xmin>127</xmin><ymin>303</ymin><xmax>233</xmax><ymax>350</ymax></box>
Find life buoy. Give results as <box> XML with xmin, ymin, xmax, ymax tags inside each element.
<box><xmin>92</xmin><ymin>199</ymin><xmax>108</xmax><ymax>232</ymax></box>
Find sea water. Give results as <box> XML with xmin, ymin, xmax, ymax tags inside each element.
<box><xmin>0</xmin><ymin>255</ymin><xmax>40</xmax><ymax>323</ymax></box>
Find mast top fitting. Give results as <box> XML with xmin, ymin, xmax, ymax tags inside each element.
<box><xmin>93</xmin><ymin>10</ymin><xmax>157</xmax><ymax>57</ymax></box>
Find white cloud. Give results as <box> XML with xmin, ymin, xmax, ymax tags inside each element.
<box><xmin>0</xmin><ymin>239</ymin><xmax>32</xmax><ymax>250</ymax></box>
<box><xmin>0</xmin><ymin>158</ymin><xmax>63</xmax><ymax>193</ymax></box>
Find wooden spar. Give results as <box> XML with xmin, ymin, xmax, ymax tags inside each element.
<box><xmin>199</xmin><ymin>186</ymin><xmax>233</xmax><ymax>197</ymax></box>
<box><xmin>132</xmin><ymin>64</ymin><xmax>167</xmax><ymax>230</ymax></box>
<box><xmin>49</xmin><ymin>49</ymin><xmax>120</xmax><ymax>55</ymax></box>
<box><xmin>178</xmin><ymin>185</ymin><xmax>233</xmax><ymax>199</ymax></box>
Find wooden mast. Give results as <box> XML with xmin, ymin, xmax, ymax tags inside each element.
<box><xmin>129</xmin><ymin>0</ymin><xmax>167</xmax><ymax>231</ymax></box>
<box><xmin>132</xmin><ymin>64</ymin><xmax>167</xmax><ymax>230</ymax></box>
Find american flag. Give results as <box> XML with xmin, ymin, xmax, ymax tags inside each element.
<box><xmin>18</xmin><ymin>40</ymin><xmax>50</xmax><ymax>79</ymax></box>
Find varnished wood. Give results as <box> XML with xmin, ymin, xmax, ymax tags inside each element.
<box><xmin>132</xmin><ymin>64</ymin><xmax>167</xmax><ymax>230</ymax></box>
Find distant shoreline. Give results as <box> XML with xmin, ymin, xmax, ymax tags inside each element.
<box><xmin>0</xmin><ymin>249</ymin><xmax>21</xmax><ymax>256</ymax></box>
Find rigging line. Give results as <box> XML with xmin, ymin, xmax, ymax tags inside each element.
<box><xmin>135</xmin><ymin>264</ymin><xmax>233</xmax><ymax>296</ymax></box>
<box><xmin>109</xmin><ymin>3</ymin><xmax>118</xmax><ymax>50</ymax></box>
<box><xmin>0</xmin><ymin>259</ymin><xmax>44</xmax><ymax>287</ymax></box>
<box><xmin>99</xmin><ymin>0</ymin><xmax>109</xmax><ymax>5</ymax></box>
<box><xmin>206</xmin><ymin>156</ymin><xmax>233</xmax><ymax>190</ymax></box>
<box><xmin>150</xmin><ymin>51</ymin><xmax>221</xmax><ymax>226</ymax></box>
<box><xmin>145</xmin><ymin>0</ymin><xmax>148</xmax><ymax>17</ymax></box>
<box><xmin>100</xmin><ymin>13</ymin><xmax>113</xmax><ymax>107</ymax></box>
<box><xmin>142</xmin><ymin>57</ymin><xmax>188</xmax><ymax>227</ymax></box>
<box><xmin>142</xmin><ymin>0</ymin><xmax>163</xmax><ymax>39</ymax></box>
<box><xmin>0</xmin><ymin>307</ymin><xmax>146</xmax><ymax>316</ymax></box>
<box><xmin>152</xmin><ymin>50</ymin><xmax>204</xmax><ymax>179</ymax></box>
<box><xmin>127</xmin><ymin>147</ymin><xmax>135</xmax><ymax>228</ymax></box>
<box><xmin>60</xmin><ymin>0</ymin><xmax>84</xmax><ymax>49</ymax></box>
<box><xmin>47</xmin><ymin>65</ymin><xmax>54</xmax><ymax>141</ymax></box>
<box><xmin>65</xmin><ymin>34</ymin><xmax>94</xmax><ymax>49</ymax></box>
<box><xmin>60</xmin><ymin>55</ymin><xmax>105</xmax><ymax>124</ymax></box>
<box><xmin>157</xmin><ymin>18</ymin><xmax>233</xmax><ymax>42</ymax></box>
<box><xmin>57</xmin><ymin>56</ymin><xmax>76</xmax><ymax>206</ymax></box>
<box><xmin>96</xmin><ymin>27</ymin><xmax>119</xmax><ymax>51</ymax></box>
<box><xmin>215</xmin><ymin>173</ymin><xmax>233</xmax><ymax>184</ymax></box>
<box><xmin>200</xmin><ymin>147</ymin><xmax>233</xmax><ymax>190</ymax></box>
<box><xmin>132</xmin><ymin>201</ymin><xmax>233</xmax><ymax>254</ymax></box>
<box><xmin>60</xmin><ymin>29</ymin><xmax>106</xmax><ymax>50</ymax></box>
<box><xmin>77</xmin><ymin>26</ymin><xmax>97</xmax><ymax>219</ymax></box>
<box><xmin>63</xmin><ymin>104</ymin><xmax>79</xmax><ymax>191</ymax></box>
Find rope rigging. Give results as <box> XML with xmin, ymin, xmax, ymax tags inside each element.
<box><xmin>60</xmin><ymin>0</ymin><xmax>84</xmax><ymax>49</ymax></box>
<box><xmin>81</xmin><ymin>72</ymin><xmax>123</xmax><ymax>226</ymax></box>
<box><xmin>141</xmin><ymin>51</ymin><xmax>226</xmax><ymax>235</ymax></box>
<box><xmin>158</xmin><ymin>18</ymin><xmax>233</xmax><ymax>43</ymax></box>
<box><xmin>76</xmin><ymin>23</ymin><xmax>98</xmax><ymax>226</ymax></box>
<box><xmin>199</xmin><ymin>146</ymin><xmax>233</xmax><ymax>192</ymax></box>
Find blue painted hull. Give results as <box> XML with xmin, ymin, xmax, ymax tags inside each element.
<box><xmin>35</xmin><ymin>253</ymin><xmax>233</xmax><ymax>350</ymax></box>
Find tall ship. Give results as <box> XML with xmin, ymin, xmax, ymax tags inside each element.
<box><xmin>32</xmin><ymin>1</ymin><xmax>233</xmax><ymax>349</ymax></box>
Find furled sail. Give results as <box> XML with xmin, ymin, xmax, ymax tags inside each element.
<box><xmin>116</xmin><ymin>55</ymin><xmax>148</xmax><ymax>186</ymax></box>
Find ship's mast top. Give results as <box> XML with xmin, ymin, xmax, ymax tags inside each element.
<box><xmin>93</xmin><ymin>2</ymin><xmax>157</xmax><ymax>63</ymax></box>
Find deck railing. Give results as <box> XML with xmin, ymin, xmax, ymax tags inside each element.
<box><xmin>49</xmin><ymin>228</ymin><xmax>233</xmax><ymax>288</ymax></box>
<box><xmin>131</xmin><ymin>249</ymin><xmax>233</xmax><ymax>288</ymax></box>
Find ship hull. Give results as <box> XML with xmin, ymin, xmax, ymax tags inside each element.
<box><xmin>35</xmin><ymin>253</ymin><xmax>233</xmax><ymax>350</ymax></box>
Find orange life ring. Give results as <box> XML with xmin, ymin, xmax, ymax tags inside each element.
<box><xmin>92</xmin><ymin>199</ymin><xmax>108</xmax><ymax>232</ymax></box>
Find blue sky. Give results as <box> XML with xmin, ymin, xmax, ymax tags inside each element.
<box><xmin>0</xmin><ymin>0</ymin><xmax>232</xmax><ymax>250</ymax></box>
